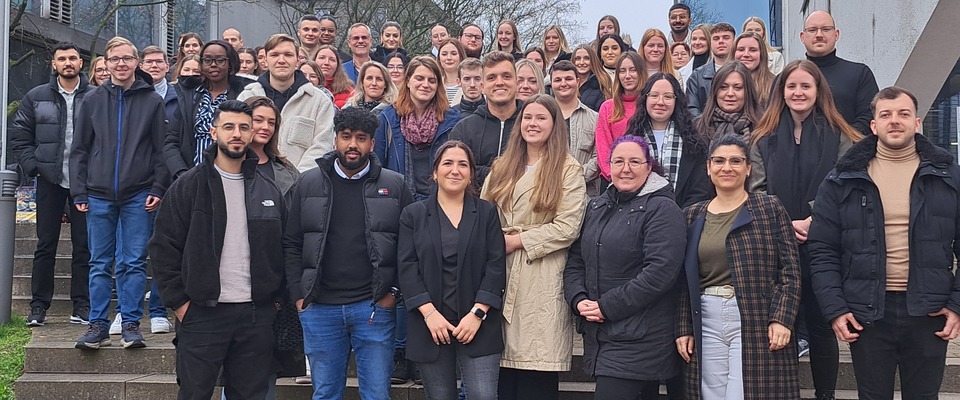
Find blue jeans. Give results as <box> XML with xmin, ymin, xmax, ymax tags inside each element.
<box><xmin>299</xmin><ymin>300</ymin><xmax>395</xmax><ymax>400</ymax></box>
<box><xmin>86</xmin><ymin>190</ymin><xmax>154</xmax><ymax>325</ymax></box>
<box><xmin>418</xmin><ymin>342</ymin><xmax>499</xmax><ymax>400</ymax></box>
<box><xmin>113</xmin><ymin>224</ymin><xmax>167</xmax><ymax>318</ymax></box>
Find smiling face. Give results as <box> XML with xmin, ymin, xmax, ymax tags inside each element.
<box><xmin>734</xmin><ymin>37</ymin><xmax>763</xmax><ymax>71</ymax></box>
<box><xmin>53</xmin><ymin>48</ymin><xmax>82</xmax><ymax>80</ymax></box>
<box><xmin>645</xmin><ymin>78</ymin><xmax>676</xmax><ymax>125</ymax></box>
<box><xmin>179</xmin><ymin>59</ymin><xmax>200</xmax><ymax>77</ymax></box>
<box><xmin>106</xmin><ymin>44</ymin><xmax>138</xmax><ymax>85</ymax></box>
<box><xmin>298</xmin><ymin>20</ymin><xmax>322</xmax><ymax>47</ymax></box>
<box><xmin>362</xmin><ymin>67</ymin><xmax>386</xmax><ymax>101</ymax></box>
<box><xmin>598</xmin><ymin>19</ymin><xmax>616</xmax><ymax>37</ymax></box>
<box><xmin>800</xmin><ymin>11</ymin><xmax>840</xmax><ymax>57</ymax></box>
<box><xmin>438</xmin><ymin>42</ymin><xmax>461</xmax><ymax>73</ymax></box>
<box><xmin>250</xmin><ymin>105</ymin><xmax>277</xmax><ymax>147</ymax></box>
<box><xmin>482</xmin><ymin>60</ymin><xmax>518</xmax><ymax>107</ymax></box>
<box><xmin>617</xmin><ymin>57</ymin><xmax>639</xmax><ymax>94</ymax></box>
<box><xmin>201</xmin><ymin>44</ymin><xmax>229</xmax><ymax>83</ymax></box>
<box><xmin>516</xmin><ymin>64</ymin><xmax>541</xmax><ymax>102</ymax></box>
<box><xmin>550</xmin><ymin>69</ymin><xmax>579</xmax><ymax>101</ymax></box>
<box><xmin>407</xmin><ymin>65</ymin><xmax>438</xmax><ymax>107</ymax></box>
<box><xmin>385</xmin><ymin>56</ymin><xmax>406</xmax><ymax>86</ymax></box>
<box><xmin>520</xmin><ymin>102</ymin><xmax>554</xmax><ymax>148</ymax></box>
<box><xmin>140</xmin><ymin>52</ymin><xmax>168</xmax><ymax>84</ymax></box>
<box><xmin>600</xmin><ymin>38</ymin><xmax>622</xmax><ymax>68</ymax></box>
<box><xmin>784</xmin><ymin>68</ymin><xmax>817</xmax><ymax>117</ymax></box>
<box><xmin>182</xmin><ymin>38</ymin><xmax>201</xmax><ymax>56</ymax></box>
<box><xmin>93</xmin><ymin>59</ymin><xmax>110</xmax><ymax>84</ymax></box>
<box><xmin>257</xmin><ymin>48</ymin><xmax>268</xmax><ymax>71</ymax></box>
<box><xmin>497</xmin><ymin>23</ymin><xmax>515</xmax><ymax>50</ymax></box>
<box><xmin>315</xmin><ymin>48</ymin><xmax>338</xmax><ymax>79</ymax></box>
<box><xmin>643</xmin><ymin>36</ymin><xmax>666</xmax><ymax>68</ymax></box>
<box><xmin>433</xmin><ymin>147</ymin><xmax>472</xmax><ymax>196</ymax></box>
<box><xmin>348</xmin><ymin>25</ymin><xmax>371</xmax><ymax>57</ymax></box>
<box><xmin>691</xmin><ymin>29</ymin><xmax>709</xmax><ymax>55</ymax></box>
<box><xmin>544</xmin><ymin>29</ymin><xmax>561</xmax><ymax>53</ymax></box>
<box><xmin>671</xmin><ymin>45</ymin><xmax>690</xmax><ymax>68</ymax></box>
<box><xmin>319</xmin><ymin>19</ymin><xmax>337</xmax><ymax>45</ymax></box>
<box><xmin>871</xmin><ymin>93</ymin><xmax>921</xmax><ymax>150</ymax></box>
<box><xmin>267</xmin><ymin>41</ymin><xmax>297</xmax><ymax>81</ymax></box>
<box><xmin>707</xmin><ymin>144</ymin><xmax>750</xmax><ymax>191</ymax></box>
<box><xmin>669</xmin><ymin>9</ymin><xmax>691</xmax><ymax>34</ymax></box>
<box><xmin>431</xmin><ymin>25</ymin><xmax>449</xmax><ymax>49</ymax></box>
<box><xmin>573</xmin><ymin>48</ymin><xmax>591</xmax><ymax>76</ymax></box>
<box><xmin>716</xmin><ymin>71</ymin><xmax>745</xmax><ymax>113</ymax></box>
<box><xmin>381</xmin><ymin>26</ymin><xmax>402</xmax><ymax>50</ymax></box>
<box><xmin>299</xmin><ymin>64</ymin><xmax>320</xmax><ymax>86</ymax></box>
<box><xmin>610</xmin><ymin>141</ymin><xmax>652</xmax><ymax>193</ymax></box>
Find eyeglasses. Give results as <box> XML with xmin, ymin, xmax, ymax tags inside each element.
<box><xmin>648</xmin><ymin>92</ymin><xmax>676</xmax><ymax>102</ymax></box>
<box><xmin>201</xmin><ymin>57</ymin><xmax>229</xmax><ymax>66</ymax></box>
<box><xmin>709</xmin><ymin>156</ymin><xmax>747</xmax><ymax>167</ymax></box>
<box><xmin>386</xmin><ymin>65</ymin><xmax>405</xmax><ymax>71</ymax></box>
<box><xmin>462</xmin><ymin>33</ymin><xmax>482</xmax><ymax>41</ymax></box>
<box><xmin>106</xmin><ymin>56</ymin><xmax>137</xmax><ymax>65</ymax></box>
<box><xmin>350</xmin><ymin>35</ymin><xmax>370</xmax><ymax>42</ymax></box>
<box><xmin>94</xmin><ymin>68</ymin><xmax>109</xmax><ymax>74</ymax></box>
<box><xmin>803</xmin><ymin>26</ymin><xmax>836</xmax><ymax>35</ymax></box>
<box><xmin>216</xmin><ymin>123</ymin><xmax>252</xmax><ymax>133</ymax></box>
<box><xmin>141</xmin><ymin>59</ymin><xmax>166</xmax><ymax>66</ymax></box>
<box><xmin>610</xmin><ymin>159</ymin><xmax>649</xmax><ymax>169</ymax></box>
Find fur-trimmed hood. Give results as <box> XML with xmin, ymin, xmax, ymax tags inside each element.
<box><xmin>835</xmin><ymin>133</ymin><xmax>954</xmax><ymax>173</ymax></box>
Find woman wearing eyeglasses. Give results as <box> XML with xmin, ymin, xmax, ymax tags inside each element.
<box><xmin>165</xmin><ymin>39</ymin><xmax>254</xmax><ymax>180</ymax></box>
<box><xmin>564</xmin><ymin>135</ymin><xmax>685</xmax><ymax>400</ymax></box>
<box><xmin>747</xmin><ymin>60</ymin><xmax>862</xmax><ymax>400</ymax></box>
<box><xmin>677</xmin><ymin>133</ymin><xmax>802</xmax><ymax>399</ymax></box>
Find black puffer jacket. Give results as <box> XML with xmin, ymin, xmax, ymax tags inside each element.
<box><xmin>70</xmin><ymin>69</ymin><xmax>169</xmax><ymax>203</ymax></box>
<box><xmin>579</xmin><ymin>73</ymin><xmax>606</xmax><ymax>112</ymax></box>
<box><xmin>448</xmin><ymin>100</ymin><xmax>522</xmax><ymax>185</ymax></box>
<box><xmin>564</xmin><ymin>173</ymin><xmax>686</xmax><ymax>381</ymax></box>
<box><xmin>283</xmin><ymin>152</ymin><xmax>414</xmax><ymax>304</ymax></box>
<box><xmin>10</xmin><ymin>72</ymin><xmax>91</xmax><ymax>183</ymax></box>
<box><xmin>809</xmin><ymin>134</ymin><xmax>960</xmax><ymax>325</ymax></box>
<box><xmin>149</xmin><ymin>148</ymin><xmax>286</xmax><ymax>309</ymax></box>
<box><xmin>164</xmin><ymin>74</ymin><xmax>253</xmax><ymax>179</ymax></box>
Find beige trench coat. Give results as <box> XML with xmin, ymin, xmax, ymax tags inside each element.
<box><xmin>481</xmin><ymin>155</ymin><xmax>587</xmax><ymax>371</ymax></box>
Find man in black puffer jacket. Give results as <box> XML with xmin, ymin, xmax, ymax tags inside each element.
<box><xmin>809</xmin><ymin>87</ymin><xmax>960</xmax><ymax>399</ymax></box>
<box><xmin>10</xmin><ymin>42</ymin><xmax>92</xmax><ymax>327</ymax></box>
<box><xmin>284</xmin><ymin>107</ymin><xmax>413</xmax><ymax>399</ymax></box>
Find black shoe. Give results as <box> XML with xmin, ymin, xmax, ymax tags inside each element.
<box><xmin>390</xmin><ymin>348</ymin><xmax>409</xmax><ymax>384</ymax></box>
<box><xmin>75</xmin><ymin>321</ymin><xmax>111</xmax><ymax>350</ymax></box>
<box><xmin>26</xmin><ymin>306</ymin><xmax>46</xmax><ymax>327</ymax></box>
<box><xmin>120</xmin><ymin>323</ymin><xmax>146</xmax><ymax>349</ymax></box>
<box><xmin>410</xmin><ymin>362</ymin><xmax>421</xmax><ymax>385</ymax></box>
<box><xmin>70</xmin><ymin>306</ymin><xmax>90</xmax><ymax>325</ymax></box>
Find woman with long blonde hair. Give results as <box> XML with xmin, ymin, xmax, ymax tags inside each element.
<box><xmin>482</xmin><ymin>94</ymin><xmax>586</xmax><ymax>400</ymax></box>
<box><xmin>638</xmin><ymin>29</ymin><xmax>678</xmax><ymax>80</ymax></box>
<box><xmin>345</xmin><ymin>61</ymin><xmax>397</xmax><ymax>114</ymax></box>
<box><xmin>742</xmin><ymin>16</ymin><xmax>785</xmax><ymax>74</ymax></box>
<box><xmin>542</xmin><ymin>25</ymin><xmax>571</xmax><ymax>70</ymax></box>
<box><xmin>571</xmin><ymin>44</ymin><xmax>613</xmax><ymax>111</ymax></box>
<box><xmin>734</xmin><ymin>32</ymin><xmax>775</xmax><ymax>107</ymax></box>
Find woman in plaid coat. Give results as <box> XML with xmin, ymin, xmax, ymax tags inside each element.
<box><xmin>676</xmin><ymin>134</ymin><xmax>802</xmax><ymax>399</ymax></box>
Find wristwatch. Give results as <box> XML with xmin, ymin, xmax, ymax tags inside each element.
<box><xmin>470</xmin><ymin>306</ymin><xmax>487</xmax><ymax>321</ymax></box>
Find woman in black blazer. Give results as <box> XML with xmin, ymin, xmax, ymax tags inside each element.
<box><xmin>398</xmin><ymin>140</ymin><xmax>507</xmax><ymax>400</ymax></box>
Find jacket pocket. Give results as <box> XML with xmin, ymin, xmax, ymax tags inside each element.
<box><xmin>285</xmin><ymin>116</ymin><xmax>317</xmax><ymax>149</ymax></box>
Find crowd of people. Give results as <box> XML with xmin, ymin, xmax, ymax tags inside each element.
<box><xmin>9</xmin><ymin>3</ymin><xmax>960</xmax><ymax>400</ymax></box>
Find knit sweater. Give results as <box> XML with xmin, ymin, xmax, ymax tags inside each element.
<box><xmin>595</xmin><ymin>94</ymin><xmax>638</xmax><ymax>179</ymax></box>
<box><xmin>807</xmin><ymin>50</ymin><xmax>879</xmax><ymax>137</ymax></box>
<box><xmin>868</xmin><ymin>140</ymin><xmax>919</xmax><ymax>292</ymax></box>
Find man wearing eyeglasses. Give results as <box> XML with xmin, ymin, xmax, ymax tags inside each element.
<box><xmin>70</xmin><ymin>36</ymin><xmax>170</xmax><ymax>350</ymax></box>
<box><xmin>151</xmin><ymin>100</ymin><xmax>287</xmax><ymax>400</ymax></box>
<box><xmin>342</xmin><ymin>23</ymin><xmax>373</xmax><ymax>83</ymax></box>
<box><xmin>164</xmin><ymin>40</ymin><xmax>253</xmax><ymax>181</ymax></box>
<box><xmin>459</xmin><ymin>24</ymin><xmax>485</xmax><ymax>59</ymax></box>
<box><xmin>802</xmin><ymin>10</ymin><xmax>878</xmax><ymax>137</ymax></box>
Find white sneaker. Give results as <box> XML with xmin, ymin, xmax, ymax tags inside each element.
<box><xmin>109</xmin><ymin>314</ymin><xmax>122</xmax><ymax>335</ymax></box>
<box><xmin>151</xmin><ymin>317</ymin><xmax>172</xmax><ymax>334</ymax></box>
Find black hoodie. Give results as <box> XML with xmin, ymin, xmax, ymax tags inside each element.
<box><xmin>70</xmin><ymin>68</ymin><xmax>170</xmax><ymax>203</ymax></box>
<box><xmin>449</xmin><ymin>100</ymin><xmax>522</xmax><ymax>185</ymax></box>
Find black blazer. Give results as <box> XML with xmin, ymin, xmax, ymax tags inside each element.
<box><xmin>398</xmin><ymin>194</ymin><xmax>506</xmax><ymax>363</ymax></box>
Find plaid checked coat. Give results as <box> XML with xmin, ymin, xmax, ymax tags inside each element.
<box><xmin>678</xmin><ymin>193</ymin><xmax>802</xmax><ymax>399</ymax></box>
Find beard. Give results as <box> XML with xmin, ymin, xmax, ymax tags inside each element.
<box><xmin>671</xmin><ymin>25</ymin><xmax>688</xmax><ymax>35</ymax></box>
<box><xmin>58</xmin><ymin>69</ymin><xmax>79</xmax><ymax>80</ymax></box>
<box><xmin>218</xmin><ymin>140</ymin><xmax>247</xmax><ymax>159</ymax></box>
<box><xmin>337</xmin><ymin>150</ymin><xmax>370</xmax><ymax>171</ymax></box>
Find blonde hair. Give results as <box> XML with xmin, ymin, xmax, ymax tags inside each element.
<box><xmin>515</xmin><ymin>59</ymin><xmax>545</xmax><ymax>96</ymax></box>
<box><xmin>734</xmin><ymin>32</ymin><xmax>774</xmax><ymax>107</ymax></box>
<box><xmin>483</xmin><ymin>94</ymin><xmax>570</xmax><ymax>214</ymax></box>
<box><xmin>542</xmin><ymin>25</ymin><xmax>571</xmax><ymax>56</ymax></box>
<box><xmin>639</xmin><ymin>29</ymin><xmax>677</xmax><ymax>79</ymax></box>
<box><xmin>572</xmin><ymin>44</ymin><xmax>613</xmax><ymax>100</ymax></box>
<box><xmin>105</xmin><ymin>36</ymin><xmax>138</xmax><ymax>58</ymax></box>
<box><xmin>347</xmin><ymin>61</ymin><xmax>398</xmax><ymax>106</ymax></box>
<box><xmin>742</xmin><ymin>16</ymin><xmax>776</xmax><ymax>53</ymax></box>
<box><xmin>496</xmin><ymin>20</ymin><xmax>522</xmax><ymax>54</ymax></box>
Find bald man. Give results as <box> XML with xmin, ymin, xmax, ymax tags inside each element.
<box><xmin>222</xmin><ymin>28</ymin><xmax>244</xmax><ymax>50</ymax></box>
<box><xmin>801</xmin><ymin>10</ymin><xmax>878</xmax><ymax>137</ymax></box>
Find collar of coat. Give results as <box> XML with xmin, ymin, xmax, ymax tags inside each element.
<box><xmin>203</xmin><ymin>145</ymin><xmax>261</xmax><ymax>179</ymax></box>
<box><xmin>315</xmin><ymin>150</ymin><xmax>384</xmax><ymax>180</ymax></box>
<box><xmin>834</xmin><ymin>133</ymin><xmax>954</xmax><ymax>173</ymax></box>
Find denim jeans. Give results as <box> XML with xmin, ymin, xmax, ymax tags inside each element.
<box><xmin>86</xmin><ymin>190</ymin><xmax>154</xmax><ymax>325</ymax></box>
<box><xmin>112</xmin><ymin>224</ymin><xmax>167</xmax><ymax>318</ymax></box>
<box><xmin>299</xmin><ymin>300</ymin><xmax>395</xmax><ymax>400</ymax></box>
<box><xmin>849</xmin><ymin>292</ymin><xmax>948</xmax><ymax>400</ymax></box>
<box><xmin>418</xmin><ymin>341</ymin><xmax>499</xmax><ymax>400</ymax></box>
<box><xmin>700</xmin><ymin>294</ymin><xmax>743</xmax><ymax>400</ymax></box>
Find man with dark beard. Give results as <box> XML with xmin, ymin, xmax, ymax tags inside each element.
<box><xmin>284</xmin><ymin>107</ymin><xmax>413</xmax><ymax>399</ymax></box>
<box><xmin>150</xmin><ymin>99</ymin><xmax>287</xmax><ymax>400</ymax></box>
<box><xmin>667</xmin><ymin>3</ymin><xmax>691</xmax><ymax>45</ymax></box>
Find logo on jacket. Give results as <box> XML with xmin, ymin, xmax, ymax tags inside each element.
<box><xmin>262</xmin><ymin>200</ymin><xmax>275</xmax><ymax>207</ymax></box>
<box><xmin>377</xmin><ymin>188</ymin><xmax>390</xmax><ymax>196</ymax></box>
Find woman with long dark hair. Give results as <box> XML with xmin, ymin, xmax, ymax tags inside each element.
<box><xmin>693</xmin><ymin>61</ymin><xmax>761</xmax><ymax>142</ymax></box>
<box><xmin>482</xmin><ymin>94</ymin><xmax>587</xmax><ymax>400</ymax></box>
<box><xmin>314</xmin><ymin>44</ymin><xmax>355</xmax><ymax>108</ymax></box>
<box><xmin>625</xmin><ymin>72</ymin><xmax>711</xmax><ymax>208</ymax></box>
<box><xmin>596</xmin><ymin>34</ymin><xmax>627</xmax><ymax>82</ymax></box>
<box><xmin>565</xmin><ymin>135</ymin><xmax>686</xmax><ymax>400</ymax></box>
<box><xmin>748</xmin><ymin>60</ymin><xmax>862</xmax><ymax>400</ymax></box>
<box><xmin>399</xmin><ymin>141</ymin><xmax>506</xmax><ymax>400</ymax></box>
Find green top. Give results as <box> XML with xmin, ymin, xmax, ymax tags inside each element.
<box><xmin>698</xmin><ymin>205</ymin><xmax>741</xmax><ymax>290</ymax></box>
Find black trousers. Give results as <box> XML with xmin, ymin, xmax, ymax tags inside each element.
<box><xmin>498</xmin><ymin>368</ymin><xmax>558</xmax><ymax>400</ymax></box>
<box><xmin>31</xmin><ymin>177</ymin><xmax>89</xmax><ymax>310</ymax></box>
<box><xmin>800</xmin><ymin>246</ymin><xmax>839</xmax><ymax>397</ymax></box>
<box><xmin>849</xmin><ymin>292</ymin><xmax>948</xmax><ymax>400</ymax></box>
<box><xmin>594</xmin><ymin>376</ymin><xmax>662</xmax><ymax>400</ymax></box>
<box><xmin>175</xmin><ymin>302</ymin><xmax>277</xmax><ymax>400</ymax></box>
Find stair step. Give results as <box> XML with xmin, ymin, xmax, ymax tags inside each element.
<box><xmin>15</xmin><ymin>222</ymin><xmax>71</xmax><ymax>239</ymax></box>
<box><xmin>13</xmin><ymin>255</ymin><xmax>74</xmax><ymax>276</ymax></box>
<box><xmin>14</xmin><ymin>237</ymin><xmax>74</xmax><ymax>257</ymax></box>
<box><xmin>12</xmin><ymin>274</ymin><xmax>153</xmax><ymax>298</ymax></box>
<box><xmin>13</xmin><ymin>295</ymin><xmax>152</xmax><ymax>318</ymax></box>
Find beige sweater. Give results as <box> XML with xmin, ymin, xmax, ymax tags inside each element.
<box><xmin>868</xmin><ymin>140</ymin><xmax>919</xmax><ymax>291</ymax></box>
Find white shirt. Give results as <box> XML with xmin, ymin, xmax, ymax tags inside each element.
<box><xmin>57</xmin><ymin>80</ymin><xmax>77</xmax><ymax>189</ymax></box>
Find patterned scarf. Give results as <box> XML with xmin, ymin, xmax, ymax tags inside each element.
<box><xmin>400</xmin><ymin>108</ymin><xmax>439</xmax><ymax>151</ymax></box>
<box><xmin>709</xmin><ymin>108</ymin><xmax>753</xmax><ymax>139</ymax></box>
<box><xmin>356</xmin><ymin>99</ymin><xmax>382</xmax><ymax>111</ymax></box>
<box><xmin>193</xmin><ymin>88</ymin><xmax>229</xmax><ymax>165</ymax></box>
<box><xmin>639</xmin><ymin>122</ymin><xmax>684</xmax><ymax>188</ymax></box>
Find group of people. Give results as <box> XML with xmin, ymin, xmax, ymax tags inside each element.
<box><xmin>9</xmin><ymin>3</ymin><xmax>960</xmax><ymax>400</ymax></box>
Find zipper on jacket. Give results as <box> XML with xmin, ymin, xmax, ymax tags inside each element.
<box><xmin>115</xmin><ymin>87</ymin><xmax>124</xmax><ymax>198</ymax></box>
<box><xmin>497</xmin><ymin>120</ymin><xmax>505</xmax><ymax>157</ymax></box>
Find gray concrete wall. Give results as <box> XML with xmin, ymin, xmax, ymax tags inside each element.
<box><xmin>781</xmin><ymin>0</ymin><xmax>959</xmax><ymax>117</ymax></box>
<box><xmin>209</xmin><ymin>1</ymin><xmax>293</xmax><ymax>49</ymax></box>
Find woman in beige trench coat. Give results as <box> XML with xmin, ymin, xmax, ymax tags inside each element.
<box><xmin>481</xmin><ymin>94</ymin><xmax>587</xmax><ymax>400</ymax></box>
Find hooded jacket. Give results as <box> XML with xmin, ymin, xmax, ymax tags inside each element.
<box><xmin>448</xmin><ymin>100</ymin><xmax>522</xmax><ymax>185</ymax></box>
<box><xmin>163</xmin><ymin>74</ymin><xmax>253</xmax><ymax>179</ymax></box>
<box><xmin>70</xmin><ymin>69</ymin><xmax>169</xmax><ymax>203</ymax></box>
<box><xmin>10</xmin><ymin>72</ymin><xmax>91</xmax><ymax>184</ymax></box>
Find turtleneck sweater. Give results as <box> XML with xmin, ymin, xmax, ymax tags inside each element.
<box><xmin>807</xmin><ymin>50</ymin><xmax>879</xmax><ymax>137</ymax></box>
<box><xmin>595</xmin><ymin>93</ymin><xmax>638</xmax><ymax>179</ymax></box>
<box><xmin>867</xmin><ymin>139</ymin><xmax>919</xmax><ymax>291</ymax></box>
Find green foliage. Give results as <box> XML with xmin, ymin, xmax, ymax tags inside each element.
<box><xmin>7</xmin><ymin>101</ymin><xmax>21</xmax><ymax>121</ymax></box>
<box><xmin>0</xmin><ymin>316</ymin><xmax>31</xmax><ymax>400</ymax></box>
